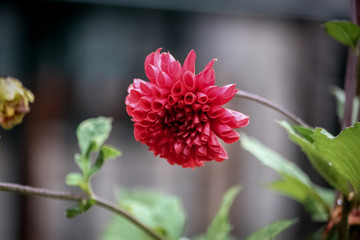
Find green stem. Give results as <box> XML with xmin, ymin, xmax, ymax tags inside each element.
<box><xmin>235</xmin><ymin>90</ymin><xmax>310</xmax><ymax>127</ymax></box>
<box><xmin>0</xmin><ymin>182</ymin><xmax>165</xmax><ymax>240</ymax></box>
<box><xmin>339</xmin><ymin>195</ymin><xmax>351</xmax><ymax>240</ymax></box>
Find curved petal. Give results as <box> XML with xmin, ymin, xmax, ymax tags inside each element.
<box><xmin>183</xmin><ymin>49</ymin><xmax>196</xmax><ymax>73</ymax></box>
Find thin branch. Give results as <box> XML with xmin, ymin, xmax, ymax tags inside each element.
<box><xmin>0</xmin><ymin>182</ymin><xmax>165</xmax><ymax>240</ymax></box>
<box><xmin>235</xmin><ymin>90</ymin><xmax>310</xmax><ymax>127</ymax></box>
<box><xmin>93</xmin><ymin>196</ymin><xmax>166</xmax><ymax>240</ymax></box>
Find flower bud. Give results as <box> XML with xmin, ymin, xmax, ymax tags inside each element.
<box><xmin>0</xmin><ymin>77</ymin><xmax>34</xmax><ymax>129</ymax></box>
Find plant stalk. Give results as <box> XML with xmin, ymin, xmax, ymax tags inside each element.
<box><xmin>0</xmin><ymin>182</ymin><xmax>165</xmax><ymax>240</ymax></box>
<box><xmin>235</xmin><ymin>90</ymin><xmax>310</xmax><ymax>127</ymax></box>
<box><xmin>339</xmin><ymin>196</ymin><xmax>351</xmax><ymax>240</ymax></box>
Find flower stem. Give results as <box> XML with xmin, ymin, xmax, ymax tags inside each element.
<box><xmin>235</xmin><ymin>90</ymin><xmax>310</xmax><ymax>127</ymax></box>
<box><xmin>0</xmin><ymin>182</ymin><xmax>165</xmax><ymax>240</ymax></box>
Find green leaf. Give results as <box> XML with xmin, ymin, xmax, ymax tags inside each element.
<box><xmin>66</xmin><ymin>199</ymin><xmax>96</xmax><ymax>218</ymax></box>
<box><xmin>102</xmin><ymin>189</ymin><xmax>186</xmax><ymax>240</ymax></box>
<box><xmin>77</xmin><ymin>117</ymin><xmax>112</xmax><ymax>156</ymax></box>
<box><xmin>281</xmin><ymin>121</ymin><xmax>360</xmax><ymax>199</ymax></box>
<box><xmin>279</xmin><ymin>121</ymin><xmax>350</xmax><ymax>196</ymax></box>
<box><xmin>205</xmin><ymin>186</ymin><xmax>241</xmax><ymax>240</ymax></box>
<box><xmin>74</xmin><ymin>153</ymin><xmax>85</xmax><ymax>172</ymax></box>
<box><xmin>331</xmin><ymin>86</ymin><xmax>360</xmax><ymax>125</ymax></box>
<box><xmin>312</xmin><ymin>123</ymin><xmax>360</xmax><ymax>198</ymax></box>
<box><xmin>193</xmin><ymin>235</ymin><xmax>237</xmax><ymax>240</ymax></box>
<box><xmin>324</xmin><ymin>21</ymin><xmax>360</xmax><ymax>50</ymax></box>
<box><xmin>89</xmin><ymin>145</ymin><xmax>121</xmax><ymax>176</ymax></box>
<box><xmin>241</xmin><ymin>133</ymin><xmax>334</xmax><ymax>221</ymax></box>
<box><xmin>65</xmin><ymin>172</ymin><xmax>84</xmax><ymax>186</ymax></box>
<box><xmin>245</xmin><ymin>219</ymin><xmax>297</xmax><ymax>240</ymax></box>
<box><xmin>241</xmin><ymin>133</ymin><xmax>311</xmax><ymax>185</ymax></box>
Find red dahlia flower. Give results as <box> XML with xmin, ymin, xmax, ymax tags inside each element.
<box><xmin>125</xmin><ymin>49</ymin><xmax>249</xmax><ymax>168</ymax></box>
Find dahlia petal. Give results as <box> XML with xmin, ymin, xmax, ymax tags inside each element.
<box><xmin>196</xmin><ymin>67</ymin><xmax>215</xmax><ymax>90</ymax></box>
<box><xmin>177</xmin><ymin>100</ymin><xmax>184</xmax><ymax>109</ymax></box>
<box><xmin>202</xmin><ymin>85</ymin><xmax>219</xmax><ymax>102</ymax></box>
<box><xmin>130</xmin><ymin>89</ymin><xmax>142</xmax><ymax>101</ymax></box>
<box><xmin>214</xmin><ymin>148</ymin><xmax>228</xmax><ymax>162</ymax></box>
<box><xmin>147</xmin><ymin>112</ymin><xmax>157</xmax><ymax>122</ymax></box>
<box><xmin>156</xmin><ymin>109</ymin><xmax>166</xmax><ymax>117</ymax></box>
<box><xmin>139</xmin><ymin>80</ymin><xmax>154</xmax><ymax>95</ymax></box>
<box><xmin>152</xmin><ymin>48</ymin><xmax>162</xmax><ymax>68</ymax></box>
<box><xmin>207</xmin><ymin>106</ymin><xmax>225</xmax><ymax>118</ymax></box>
<box><xmin>202</xmin><ymin>121</ymin><xmax>211</xmax><ymax>137</ymax></box>
<box><xmin>160</xmin><ymin>52</ymin><xmax>175</xmax><ymax>71</ymax></box>
<box><xmin>196</xmin><ymin>92</ymin><xmax>208</xmax><ymax>104</ymax></box>
<box><xmin>171</xmin><ymin>81</ymin><xmax>185</xmax><ymax>97</ymax></box>
<box><xmin>193</xmin><ymin>113</ymin><xmax>200</xmax><ymax>124</ymax></box>
<box><xmin>191</xmin><ymin>103</ymin><xmax>202</xmax><ymax>111</ymax></box>
<box><xmin>212</xmin><ymin>121</ymin><xmax>240</xmax><ymax>144</ymax></box>
<box><xmin>156</xmin><ymin>71</ymin><xmax>174</xmax><ymax>88</ymax></box>
<box><xmin>132</xmin><ymin>78</ymin><xmax>143</xmax><ymax>89</ymax></box>
<box><xmin>182</xmin><ymin>159</ymin><xmax>204</xmax><ymax>169</ymax></box>
<box><xmin>174</xmin><ymin>141</ymin><xmax>185</xmax><ymax>155</ymax></box>
<box><xmin>208</xmin><ymin>132</ymin><xmax>221</xmax><ymax>150</ymax></box>
<box><xmin>218</xmin><ymin>108</ymin><xmax>235</xmax><ymax>123</ymax></box>
<box><xmin>203</xmin><ymin>68</ymin><xmax>215</xmax><ymax>86</ymax></box>
<box><xmin>226</xmin><ymin>109</ymin><xmax>250</xmax><ymax>128</ymax></box>
<box><xmin>144</xmin><ymin>52</ymin><xmax>155</xmax><ymax>69</ymax></box>
<box><xmin>168</xmin><ymin>95</ymin><xmax>180</xmax><ymax>105</ymax></box>
<box><xmin>153</xmin><ymin>86</ymin><xmax>169</xmax><ymax>99</ymax></box>
<box><xmin>213</xmin><ymin>84</ymin><xmax>238</xmax><ymax>105</ymax></box>
<box><xmin>197</xmin><ymin>145</ymin><xmax>208</xmax><ymax>157</ymax></box>
<box><xmin>131</xmin><ymin>110</ymin><xmax>147</xmax><ymax>121</ymax></box>
<box><xmin>201</xmin><ymin>104</ymin><xmax>210</xmax><ymax>112</ymax></box>
<box><xmin>205</xmin><ymin>58</ymin><xmax>217</xmax><ymax>69</ymax></box>
<box><xmin>138</xmin><ymin>120</ymin><xmax>151</xmax><ymax>127</ymax></box>
<box><xmin>193</xmin><ymin>134</ymin><xmax>202</xmax><ymax>146</ymax></box>
<box><xmin>145</xmin><ymin>64</ymin><xmax>159</xmax><ymax>83</ymax></box>
<box><xmin>184</xmin><ymin>92</ymin><xmax>197</xmax><ymax>105</ymax></box>
<box><xmin>183</xmin><ymin>71</ymin><xmax>196</xmax><ymax>91</ymax></box>
<box><xmin>221</xmin><ymin>130</ymin><xmax>240</xmax><ymax>144</ymax></box>
<box><xmin>199</xmin><ymin>112</ymin><xmax>208</xmax><ymax>121</ymax></box>
<box><xmin>167</xmin><ymin>61</ymin><xmax>182</xmax><ymax>80</ymax></box>
<box><xmin>127</xmin><ymin>84</ymin><xmax>133</xmax><ymax>94</ymax></box>
<box><xmin>183</xmin><ymin>49</ymin><xmax>196</xmax><ymax>73</ymax></box>
<box><xmin>134</xmin><ymin>126</ymin><xmax>146</xmax><ymax>141</ymax></box>
<box><xmin>140</xmin><ymin>96</ymin><xmax>153</xmax><ymax>111</ymax></box>
<box><xmin>183</xmin><ymin>146</ymin><xmax>191</xmax><ymax>158</ymax></box>
<box><xmin>151</xmin><ymin>98</ymin><xmax>167</xmax><ymax>112</ymax></box>
<box><xmin>126</xmin><ymin>105</ymin><xmax>135</xmax><ymax>116</ymax></box>
<box><xmin>185</xmin><ymin>136</ymin><xmax>193</xmax><ymax>147</ymax></box>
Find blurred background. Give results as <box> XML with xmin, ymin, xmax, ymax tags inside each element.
<box><xmin>0</xmin><ymin>0</ymin><xmax>350</xmax><ymax>239</ymax></box>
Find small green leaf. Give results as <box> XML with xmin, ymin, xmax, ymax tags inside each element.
<box><xmin>65</xmin><ymin>172</ymin><xmax>84</xmax><ymax>186</ymax></box>
<box><xmin>245</xmin><ymin>219</ymin><xmax>297</xmax><ymax>240</ymax></box>
<box><xmin>66</xmin><ymin>199</ymin><xmax>96</xmax><ymax>218</ymax></box>
<box><xmin>324</xmin><ymin>21</ymin><xmax>360</xmax><ymax>50</ymax></box>
<box><xmin>89</xmin><ymin>145</ymin><xmax>121</xmax><ymax>176</ymax></box>
<box><xmin>77</xmin><ymin>117</ymin><xmax>112</xmax><ymax>156</ymax></box>
<box><xmin>102</xmin><ymin>189</ymin><xmax>186</xmax><ymax>240</ymax></box>
<box><xmin>66</xmin><ymin>206</ymin><xmax>83</xmax><ymax>218</ymax></box>
<box><xmin>205</xmin><ymin>186</ymin><xmax>241</xmax><ymax>240</ymax></box>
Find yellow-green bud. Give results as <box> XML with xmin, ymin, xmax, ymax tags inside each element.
<box><xmin>0</xmin><ymin>77</ymin><xmax>34</xmax><ymax>129</ymax></box>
